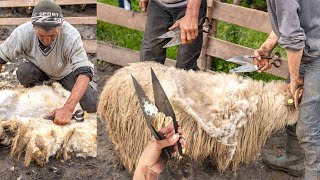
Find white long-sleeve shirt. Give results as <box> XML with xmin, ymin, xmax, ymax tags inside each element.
<box><xmin>0</xmin><ymin>21</ymin><xmax>93</xmax><ymax>80</ymax></box>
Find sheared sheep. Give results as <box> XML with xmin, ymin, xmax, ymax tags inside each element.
<box><xmin>0</xmin><ymin>82</ymin><xmax>97</xmax><ymax>166</ymax></box>
<box><xmin>98</xmin><ymin>62</ymin><xmax>298</xmax><ymax>173</ymax></box>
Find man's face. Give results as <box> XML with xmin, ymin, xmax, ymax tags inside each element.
<box><xmin>34</xmin><ymin>26</ymin><xmax>61</xmax><ymax>46</ymax></box>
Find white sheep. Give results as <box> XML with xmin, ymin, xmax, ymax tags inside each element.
<box><xmin>98</xmin><ymin>62</ymin><xmax>298</xmax><ymax>173</ymax></box>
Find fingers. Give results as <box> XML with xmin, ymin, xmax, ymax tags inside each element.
<box><xmin>139</xmin><ymin>0</ymin><xmax>148</xmax><ymax>15</ymax></box>
<box><xmin>180</xmin><ymin>29</ymin><xmax>187</xmax><ymax>45</ymax></box>
<box><xmin>257</xmin><ymin>62</ymin><xmax>272</xmax><ymax>73</ymax></box>
<box><xmin>253</xmin><ymin>50</ymin><xmax>261</xmax><ymax>60</ymax></box>
<box><xmin>156</xmin><ymin>133</ymin><xmax>180</xmax><ymax>149</ymax></box>
<box><xmin>168</xmin><ymin>22</ymin><xmax>179</xmax><ymax>31</ymax></box>
<box><xmin>158</xmin><ymin>122</ymin><xmax>182</xmax><ymax>136</ymax></box>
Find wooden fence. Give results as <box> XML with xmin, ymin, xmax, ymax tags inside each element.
<box><xmin>0</xmin><ymin>0</ymin><xmax>96</xmax><ymax>53</ymax></box>
<box><xmin>97</xmin><ymin>1</ymin><xmax>289</xmax><ymax>78</ymax></box>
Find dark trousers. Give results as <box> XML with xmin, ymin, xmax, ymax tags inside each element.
<box><xmin>140</xmin><ymin>0</ymin><xmax>207</xmax><ymax>70</ymax></box>
<box><xmin>16</xmin><ymin>62</ymin><xmax>97</xmax><ymax>113</ymax></box>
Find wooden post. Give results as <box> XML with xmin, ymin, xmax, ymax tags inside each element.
<box><xmin>197</xmin><ymin>0</ymin><xmax>220</xmax><ymax>70</ymax></box>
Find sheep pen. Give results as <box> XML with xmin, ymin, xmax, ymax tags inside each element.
<box><xmin>0</xmin><ymin>82</ymin><xmax>97</xmax><ymax>167</ymax></box>
<box><xmin>98</xmin><ymin>62</ymin><xmax>298</xmax><ymax>173</ymax></box>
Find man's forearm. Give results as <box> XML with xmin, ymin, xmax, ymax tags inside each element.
<box><xmin>0</xmin><ymin>64</ymin><xmax>3</xmax><ymax>72</ymax></box>
<box><xmin>63</xmin><ymin>74</ymin><xmax>90</xmax><ymax>111</ymax></box>
<box><xmin>185</xmin><ymin>0</ymin><xmax>201</xmax><ymax>19</ymax></box>
<box><xmin>287</xmin><ymin>49</ymin><xmax>303</xmax><ymax>80</ymax></box>
<box><xmin>260</xmin><ymin>31</ymin><xmax>279</xmax><ymax>52</ymax></box>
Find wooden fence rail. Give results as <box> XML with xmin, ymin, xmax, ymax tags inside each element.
<box><xmin>98</xmin><ymin>1</ymin><xmax>288</xmax><ymax>78</ymax></box>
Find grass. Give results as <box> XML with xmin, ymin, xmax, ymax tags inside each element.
<box><xmin>97</xmin><ymin>0</ymin><xmax>285</xmax><ymax>81</ymax></box>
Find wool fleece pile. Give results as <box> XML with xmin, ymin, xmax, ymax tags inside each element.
<box><xmin>98</xmin><ymin>62</ymin><xmax>298</xmax><ymax>172</ymax></box>
<box><xmin>0</xmin><ymin>82</ymin><xmax>96</xmax><ymax>167</ymax></box>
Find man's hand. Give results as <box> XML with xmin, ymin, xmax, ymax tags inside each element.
<box><xmin>133</xmin><ymin>122</ymin><xmax>185</xmax><ymax>179</ymax></box>
<box><xmin>290</xmin><ymin>77</ymin><xmax>304</xmax><ymax>97</ymax></box>
<box><xmin>253</xmin><ymin>48</ymin><xmax>272</xmax><ymax>73</ymax></box>
<box><xmin>46</xmin><ymin>107</ymin><xmax>73</xmax><ymax>125</ymax></box>
<box><xmin>139</xmin><ymin>0</ymin><xmax>149</xmax><ymax>15</ymax></box>
<box><xmin>169</xmin><ymin>15</ymin><xmax>198</xmax><ymax>45</ymax></box>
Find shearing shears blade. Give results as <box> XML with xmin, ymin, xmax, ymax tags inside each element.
<box><xmin>158</xmin><ymin>29</ymin><xmax>180</xmax><ymax>39</ymax></box>
<box><xmin>131</xmin><ymin>76</ymin><xmax>160</xmax><ymax>134</ymax></box>
<box><xmin>131</xmin><ymin>75</ymin><xmax>172</xmax><ymax>160</ymax></box>
<box><xmin>163</xmin><ymin>37</ymin><xmax>182</xmax><ymax>48</ymax></box>
<box><xmin>151</xmin><ymin>68</ymin><xmax>177</xmax><ymax>126</ymax></box>
<box><xmin>229</xmin><ymin>64</ymin><xmax>259</xmax><ymax>73</ymax></box>
<box><xmin>226</xmin><ymin>55</ymin><xmax>255</xmax><ymax>65</ymax></box>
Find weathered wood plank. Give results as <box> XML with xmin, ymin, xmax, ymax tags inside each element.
<box><xmin>83</xmin><ymin>40</ymin><xmax>96</xmax><ymax>53</ymax></box>
<box><xmin>0</xmin><ymin>0</ymin><xmax>96</xmax><ymax>7</ymax></box>
<box><xmin>0</xmin><ymin>17</ymin><xmax>96</xmax><ymax>26</ymax></box>
<box><xmin>211</xmin><ymin>1</ymin><xmax>272</xmax><ymax>33</ymax></box>
<box><xmin>97</xmin><ymin>3</ymin><xmax>145</xmax><ymax>31</ymax></box>
<box><xmin>206</xmin><ymin>37</ymin><xmax>288</xmax><ymax>78</ymax></box>
<box><xmin>97</xmin><ymin>41</ymin><xmax>176</xmax><ymax>67</ymax></box>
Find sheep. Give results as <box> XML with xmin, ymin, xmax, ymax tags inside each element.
<box><xmin>0</xmin><ymin>82</ymin><xmax>97</xmax><ymax>167</ymax></box>
<box><xmin>97</xmin><ymin>61</ymin><xmax>298</xmax><ymax>173</ymax></box>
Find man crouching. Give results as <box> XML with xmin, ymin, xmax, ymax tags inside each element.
<box><xmin>0</xmin><ymin>0</ymin><xmax>97</xmax><ymax>125</ymax></box>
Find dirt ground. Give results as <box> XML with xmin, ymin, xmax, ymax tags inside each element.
<box><xmin>0</xmin><ymin>4</ymin><xmax>302</xmax><ymax>180</ymax></box>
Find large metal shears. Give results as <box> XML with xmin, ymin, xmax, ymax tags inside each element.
<box><xmin>227</xmin><ymin>52</ymin><xmax>282</xmax><ymax>73</ymax></box>
<box><xmin>131</xmin><ymin>69</ymin><xmax>193</xmax><ymax>180</ymax></box>
<box><xmin>158</xmin><ymin>17</ymin><xmax>212</xmax><ymax>48</ymax></box>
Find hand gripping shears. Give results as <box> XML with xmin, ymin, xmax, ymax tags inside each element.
<box><xmin>158</xmin><ymin>17</ymin><xmax>212</xmax><ymax>48</ymax></box>
<box><xmin>227</xmin><ymin>52</ymin><xmax>282</xmax><ymax>73</ymax></box>
<box><xmin>131</xmin><ymin>68</ymin><xmax>193</xmax><ymax>180</ymax></box>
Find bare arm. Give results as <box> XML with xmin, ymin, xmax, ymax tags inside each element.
<box><xmin>48</xmin><ymin>74</ymin><xmax>90</xmax><ymax>125</ymax></box>
<box><xmin>0</xmin><ymin>64</ymin><xmax>3</xmax><ymax>72</ymax></box>
<box><xmin>287</xmin><ymin>49</ymin><xmax>303</xmax><ymax>96</ymax></box>
<box><xmin>63</xmin><ymin>74</ymin><xmax>90</xmax><ymax>111</ymax></box>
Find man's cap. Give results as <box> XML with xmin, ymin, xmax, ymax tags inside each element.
<box><xmin>31</xmin><ymin>0</ymin><xmax>63</xmax><ymax>27</ymax></box>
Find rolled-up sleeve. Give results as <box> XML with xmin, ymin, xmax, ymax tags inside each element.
<box><xmin>268</xmin><ymin>0</ymin><xmax>306</xmax><ymax>50</ymax></box>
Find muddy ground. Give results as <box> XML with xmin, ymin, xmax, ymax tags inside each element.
<box><xmin>0</xmin><ymin>4</ymin><xmax>302</xmax><ymax>180</ymax></box>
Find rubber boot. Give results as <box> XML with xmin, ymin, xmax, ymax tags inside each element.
<box><xmin>305</xmin><ymin>169</ymin><xmax>320</xmax><ymax>180</ymax></box>
<box><xmin>262</xmin><ymin>125</ymin><xmax>304</xmax><ymax>177</ymax></box>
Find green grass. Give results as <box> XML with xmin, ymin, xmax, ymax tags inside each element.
<box><xmin>97</xmin><ymin>1</ymin><xmax>285</xmax><ymax>81</ymax></box>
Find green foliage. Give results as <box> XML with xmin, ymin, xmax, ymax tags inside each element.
<box><xmin>98</xmin><ymin>0</ymin><xmax>141</xmax><ymax>12</ymax></box>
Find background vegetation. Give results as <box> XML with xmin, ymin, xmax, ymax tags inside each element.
<box><xmin>97</xmin><ymin>0</ymin><xmax>285</xmax><ymax>81</ymax></box>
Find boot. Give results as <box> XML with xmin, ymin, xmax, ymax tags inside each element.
<box><xmin>262</xmin><ymin>125</ymin><xmax>304</xmax><ymax>177</ymax></box>
<box><xmin>305</xmin><ymin>169</ymin><xmax>320</xmax><ymax>180</ymax></box>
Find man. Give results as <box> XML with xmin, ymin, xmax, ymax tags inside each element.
<box><xmin>139</xmin><ymin>0</ymin><xmax>207</xmax><ymax>70</ymax></box>
<box><xmin>254</xmin><ymin>0</ymin><xmax>320</xmax><ymax>178</ymax></box>
<box><xmin>0</xmin><ymin>0</ymin><xmax>97</xmax><ymax>125</ymax></box>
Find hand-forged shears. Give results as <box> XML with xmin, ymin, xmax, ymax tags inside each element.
<box><xmin>131</xmin><ymin>68</ymin><xmax>193</xmax><ymax>180</ymax></box>
<box><xmin>43</xmin><ymin>109</ymin><xmax>85</xmax><ymax>122</ymax></box>
<box><xmin>158</xmin><ymin>17</ymin><xmax>212</xmax><ymax>48</ymax></box>
<box><xmin>226</xmin><ymin>52</ymin><xmax>282</xmax><ymax>73</ymax></box>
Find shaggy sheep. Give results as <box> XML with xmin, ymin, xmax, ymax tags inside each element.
<box><xmin>0</xmin><ymin>82</ymin><xmax>97</xmax><ymax>166</ymax></box>
<box><xmin>98</xmin><ymin>62</ymin><xmax>298</xmax><ymax>173</ymax></box>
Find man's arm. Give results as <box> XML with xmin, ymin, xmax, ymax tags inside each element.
<box><xmin>49</xmin><ymin>74</ymin><xmax>90</xmax><ymax>125</ymax></box>
<box><xmin>0</xmin><ymin>64</ymin><xmax>3</xmax><ymax>72</ymax></box>
<box><xmin>169</xmin><ymin>0</ymin><xmax>202</xmax><ymax>44</ymax></box>
<box><xmin>287</xmin><ymin>49</ymin><xmax>303</xmax><ymax>96</ymax></box>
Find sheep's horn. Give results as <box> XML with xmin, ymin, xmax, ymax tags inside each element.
<box><xmin>294</xmin><ymin>86</ymin><xmax>303</xmax><ymax>110</ymax></box>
